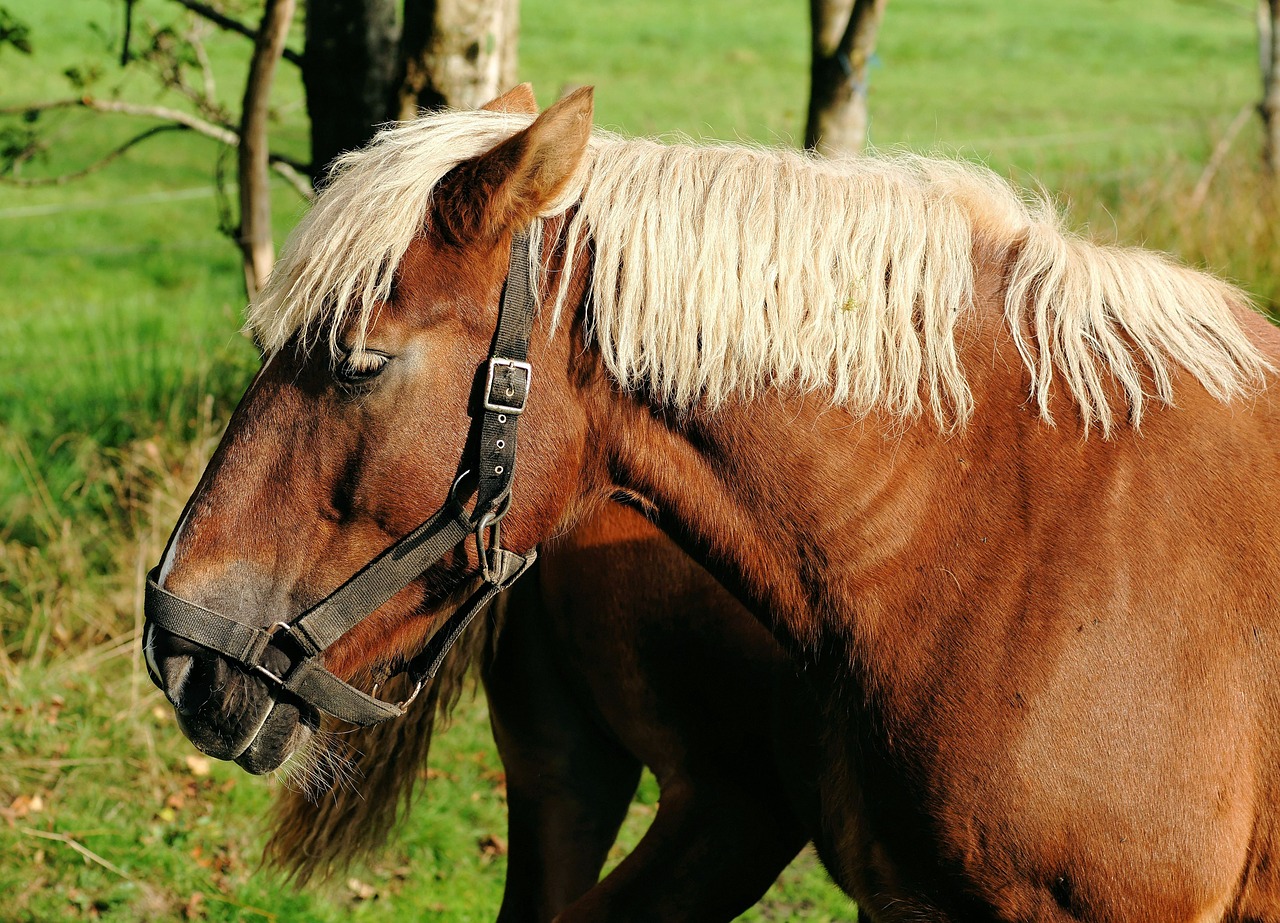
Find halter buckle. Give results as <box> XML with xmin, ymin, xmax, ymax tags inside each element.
<box><xmin>483</xmin><ymin>358</ymin><xmax>532</xmax><ymax>415</ymax></box>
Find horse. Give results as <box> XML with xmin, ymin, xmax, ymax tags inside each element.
<box><xmin>263</xmin><ymin>499</ymin><xmax>809</xmax><ymax>920</ymax></box>
<box><xmin>143</xmin><ymin>78</ymin><xmax>1280</xmax><ymax>922</ymax></box>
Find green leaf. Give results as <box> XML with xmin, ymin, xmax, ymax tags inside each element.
<box><xmin>0</xmin><ymin>6</ymin><xmax>32</xmax><ymax>55</ymax></box>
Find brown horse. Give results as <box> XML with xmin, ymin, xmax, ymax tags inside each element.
<box><xmin>147</xmin><ymin>79</ymin><xmax>1280</xmax><ymax>922</ymax></box>
<box><xmin>264</xmin><ymin>499</ymin><xmax>809</xmax><ymax>920</ymax></box>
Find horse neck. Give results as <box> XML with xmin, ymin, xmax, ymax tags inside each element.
<box><xmin>562</xmin><ymin>230</ymin><xmax>1024</xmax><ymax>669</ymax></box>
<box><xmin>594</xmin><ymin>386</ymin><xmax>993</xmax><ymax>661</ymax></box>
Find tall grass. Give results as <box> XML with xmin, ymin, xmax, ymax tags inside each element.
<box><xmin>1058</xmin><ymin>153</ymin><xmax>1280</xmax><ymax>317</ymax></box>
<box><xmin>0</xmin><ymin>400</ymin><xmax>221</xmax><ymax>669</ymax></box>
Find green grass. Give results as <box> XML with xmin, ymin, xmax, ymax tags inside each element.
<box><xmin>0</xmin><ymin>652</ymin><xmax>847</xmax><ymax>922</ymax></box>
<box><xmin>522</xmin><ymin>0</ymin><xmax>1257</xmax><ymax>172</ymax></box>
<box><xmin>1</xmin><ymin>0</ymin><xmax>1276</xmax><ymax>919</ymax></box>
<box><xmin>1</xmin><ymin>655</ymin><xmax>514</xmax><ymax>922</ymax></box>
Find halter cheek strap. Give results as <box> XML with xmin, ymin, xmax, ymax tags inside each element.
<box><xmin>144</xmin><ymin>229</ymin><xmax>541</xmax><ymax>727</ymax></box>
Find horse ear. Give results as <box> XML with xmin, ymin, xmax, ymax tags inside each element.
<box><xmin>436</xmin><ymin>86</ymin><xmax>594</xmax><ymax>243</ymax></box>
<box><xmin>480</xmin><ymin>83</ymin><xmax>538</xmax><ymax>115</ymax></box>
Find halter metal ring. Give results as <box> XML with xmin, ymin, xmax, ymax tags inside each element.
<box><xmin>395</xmin><ymin>679</ymin><xmax>425</xmax><ymax>710</ymax></box>
<box><xmin>369</xmin><ymin>676</ymin><xmax>425</xmax><ymax>711</ymax></box>
<box><xmin>250</xmin><ymin>621</ymin><xmax>295</xmax><ymax>687</ymax></box>
<box><xmin>449</xmin><ymin>468</ymin><xmax>475</xmax><ymax>505</ymax></box>
<box><xmin>475</xmin><ymin>509</ymin><xmax>503</xmax><ymax>583</ymax></box>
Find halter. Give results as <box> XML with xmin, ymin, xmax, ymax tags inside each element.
<box><xmin>143</xmin><ymin>230</ymin><xmax>541</xmax><ymax>728</ymax></box>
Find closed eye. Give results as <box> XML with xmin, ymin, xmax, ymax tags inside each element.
<box><xmin>334</xmin><ymin>348</ymin><xmax>390</xmax><ymax>385</ymax></box>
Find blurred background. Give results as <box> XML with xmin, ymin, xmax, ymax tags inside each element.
<box><xmin>0</xmin><ymin>0</ymin><xmax>1274</xmax><ymax>919</ymax></box>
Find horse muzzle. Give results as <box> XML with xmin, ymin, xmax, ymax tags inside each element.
<box><xmin>143</xmin><ymin>587</ymin><xmax>319</xmax><ymax>774</ymax></box>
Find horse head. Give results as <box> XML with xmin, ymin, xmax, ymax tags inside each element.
<box><xmin>145</xmin><ymin>85</ymin><xmax>608</xmax><ymax>773</ymax></box>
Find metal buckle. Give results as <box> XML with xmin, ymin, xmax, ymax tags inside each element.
<box><xmin>483</xmin><ymin>358</ymin><xmax>532</xmax><ymax>415</ymax></box>
<box><xmin>251</xmin><ymin>621</ymin><xmax>295</xmax><ymax>687</ymax></box>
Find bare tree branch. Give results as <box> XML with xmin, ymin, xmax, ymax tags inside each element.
<box><xmin>0</xmin><ymin>123</ymin><xmax>186</xmax><ymax>185</ymax></box>
<box><xmin>121</xmin><ymin>0</ymin><xmax>136</xmax><ymax>65</ymax></box>
<box><xmin>138</xmin><ymin>15</ymin><xmax>231</xmax><ymax>124</ymax></box>
<box><xmin>268</xmin><ymin>157</ymin><xmax>313</xmax><ymax>200</ymax></box>
<box><xmin>0</xmin><ymin>96</ymin><xmax>311</xmax><ymax>197</ymax></box>
<box><xmin>0</xmin><ymin>96</ymin><xmax>238</xmax><ymax>142</ymax></box>
<box><xmin>1190</xmin><ymin>101</ymin><xmax>1254</xmax><ymax>208</ymax></box>
<box><xmin>238</xmin><ymin>0</ymin><xmax>297</xmax><ymax>299</ymax></box>
<box><xmin>170</xmin><ymin>0</ymin><xmax>302</xmax><ymax>67</ymax></box>
<box><xmin>189</xmin><ymin>19</ymin><xmax>218</xmax><ymax>102</ymax></box>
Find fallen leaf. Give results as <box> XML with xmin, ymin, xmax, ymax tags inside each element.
<box><xmin>185</xmin><ymin>755</ymin><xmax>211</xmax><ymax>777</ymax></box>
<box><xmin>346</xmin><ymin>877</ymin><xmax>377</xmax><ymax>901</ymax></box>
<box><xmin>7</xmin><ymin>794</ymin><xmax>43</xmax><ymax>819</ymax></box>
<box><xmin>478</xmin><ymin>833</ymin><xmax>507</xmax><ymax>858</ymax></box>
<box><xmin>183</xmin><ymin>891</ymin><xmax>205</xmax><ymax>920</ymax></box>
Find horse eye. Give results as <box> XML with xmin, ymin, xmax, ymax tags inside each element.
<box><xmin>335</xmin><ymin>349</ymin><xmax>389</xmax><ymax>385</ymax></box>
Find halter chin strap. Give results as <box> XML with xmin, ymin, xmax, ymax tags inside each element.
<box><xmin>144</xmin><ymin>229</ymin><xmax>540</xmax><ymax>727</ymax></box>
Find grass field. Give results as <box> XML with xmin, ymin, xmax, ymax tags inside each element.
<box><xmin>0</xmin><ymin>0</ymin><xmax>1274</xmax><ymax>919</ymax></box>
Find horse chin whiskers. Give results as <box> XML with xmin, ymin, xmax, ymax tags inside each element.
<box><xmin>273</xmin><ymin>724</ymin><xmax>364</xmax><ymax>805</ymax></box>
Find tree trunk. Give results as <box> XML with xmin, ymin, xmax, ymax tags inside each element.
<box><xmin>394</xmin><ymin>0</ymin><xmax>519</xmax><ymax>119</ymax></box>
<box><xmin>805</xmin><ymin>0</ymin><xmax>887</xmax><ymax>156</ymax></box>
<box><xmin>239</xmin><ymin>0</ymin><xmax>297</xmax><ymax>301</ymax></box>
<box><xmin>304</xmin><ymin>0</ymin><xmax>400</xmax><ymax>182</ymax></box>
<box><xmin>1260</xmin><ymin>0</ymin><xmax>1280</xmax><ymax>178</ymax></box>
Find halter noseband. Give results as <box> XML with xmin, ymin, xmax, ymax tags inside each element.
<box><xmin>143</xmin><ymin>230</ymin><xmax>541</xmax><ymax>727</ymax></box>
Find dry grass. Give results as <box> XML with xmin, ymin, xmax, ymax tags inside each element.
<box><xmin>1057</xmin><ymin>151</ymin><xmax>1280</xmax><ymax>317</ymax></box>
<box><xmin>0</xmin><ymin>395</ymin><xmax>223</xmax><ymax>677</ymax></box>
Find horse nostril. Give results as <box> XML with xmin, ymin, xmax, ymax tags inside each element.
<box><xmin>172</xmin><ymin>655</ymin><xmax>224</xmax><ymax>716</ymax></box>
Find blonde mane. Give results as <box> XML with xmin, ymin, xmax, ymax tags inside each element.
<box><xmin>248</xmin><ymin>107</ymin><xmax>1269</xmax><ymax>433</ymax></box>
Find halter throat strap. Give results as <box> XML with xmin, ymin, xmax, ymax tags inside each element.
<box><xmin>144</xmin><ymin>229</ymin><xmax>540</xmax><ymax>727</ymax></box>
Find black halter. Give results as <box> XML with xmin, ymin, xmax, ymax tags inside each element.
<box><xmin>143</xmin><ymin>230</ymin><xmax>540</xmax><ymax>727</ymax></box>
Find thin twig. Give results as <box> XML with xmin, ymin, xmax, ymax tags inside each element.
<box><xmin>189</xmin><ymin>20</ymin><xmax>218</xmax><ymax>103</ymax></box>
<box><xmin>170</xmin><ymin>0</ymin><xmax>302</xmax><ymax>66</ymax></box>
<box><xmin>0</xmin><ymin>97</ymin><xmax>238</xmax><ymax>143</ymax></box>
<box><xmin>7</xmin><ymin>758</ymin><xmax>121</xmax><ymax>769</ymax></box>
<box><xmin>0</xmin><ymin>124</ymin><xmax>187</xmax><ymax>186</ymax></box>
<box><xmin>67</xmin><ymin>628</ymin><xmax>141</xmax><ymax>670</ymax></box>
<box><xmin>17</xmin><ymin>827</ymin><xmax>133</xmax><ymax>880</ymax></box>
<box><xmin>269</xmin><ymin>157</ymin><xmax>314</xmax><ymax>201</ymax></box>
<box><xmin>202</xmin><ymin>894</ymin><xmax>278</xmax><ymax>920</ymax></box>
<box><xmin>0</xmin><ymin>97</ymin><xmax>312</xmax><ymax>199</ymax></box>
<box><xmin>1190</xmin><ymin>101</ymin><xmax>1255</xmax><ymax>209</ymax></box>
